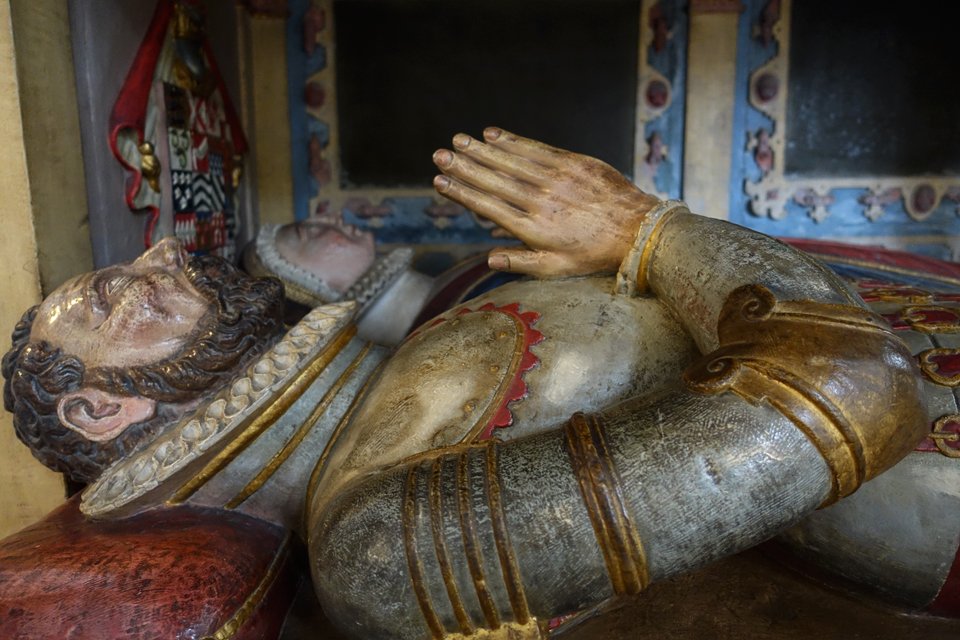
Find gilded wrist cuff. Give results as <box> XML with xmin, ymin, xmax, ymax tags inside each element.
<box><xmin>614</xmin><ymin>199</ymin><xmax>688</xmax><ymax>296</ymax></box>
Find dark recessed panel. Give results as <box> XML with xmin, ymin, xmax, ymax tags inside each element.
<box><xmin>334</xmin><ymin>0</ymin><xmax>639</xmax><ymax>188</ymax></box>
<box><xmin>786</xmin><ymin>0</ymin><xmax>960</xmax><ymax>178</ymax></box>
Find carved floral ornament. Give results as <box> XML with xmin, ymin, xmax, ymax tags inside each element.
<box><xmin>635</xmin><ymin>0</ymin><xmax>674</xmax><ymax>198</ymax></box>
<box><xmin>744</xmin><ymin>0</ymin><xmax>960</xmax><ymax>223</ymax></box>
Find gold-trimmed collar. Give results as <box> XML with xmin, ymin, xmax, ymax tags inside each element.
<box><xmin>81</xmin><ymin>301</ymin><xmax>359</xmax><ymax>518</ymax></box>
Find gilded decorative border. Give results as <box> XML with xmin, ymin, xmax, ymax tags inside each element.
<box><xmin>615</xmin><ymin>200</ymin><xmax>687</xmax><ymax>296</ymax></box>
<box><xmin>682</xmin><ymin>285</ymin><xmax>907</xmax><ymax>502</ymax></box>
<box><xmin>901</xmin><ymin>306</ymin><xmax>960</xmax><ymax>334</ymax></box>
<box><xmin>919</xmin><ymin>348</ymin><xmax>960</xmax><ymax>387</ymax></box>
<box><xmin>409</xmin><ymin>302</ymin><xmax>544</xmax><ymax>441</ymax></box>
<box><xmin>915</xmin><ymin>414</ymin><xmax>960</xmax><ymax>459</ymax></box>
<box><xmin>743</xmin><ymin>0</ymin><xmax>960</xmax><ymax>223</ymax></box>
<box><xmin>225</xmin><ymin>341</ymin><xmax>374</xmax><ymax>509</ymax></box>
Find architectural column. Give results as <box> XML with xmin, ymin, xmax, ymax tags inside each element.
<box><xmin>682</xmin><ymin>0</ymin><xmax>743</xmax><ymax>219</ymax></box>
<box><xmin>0</xmin><ymin>0</ymin><xmax>79</xmax><ymax>537</ymax></box>
<box><xmin>238</xmin><ymin>1</ymin><xmax>295</xmax><ymax>226</ymax></box>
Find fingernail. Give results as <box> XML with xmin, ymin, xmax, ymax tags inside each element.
<box><xmin>484</xmin><ymin>127</ymin><xmax>502</xmax><ymax>141</ymax></box>
<box><xmin>433</xmin><ymin>175</ymin><xmax>450</xmax><ymax>191</ymax></box>
<box><xmin>489</xmin><ymin>254</ymin><xmax>510</xmax><ymax>270</ymax></box>
<box><xmin>452</xmin><ymin>133</ymin><xmax>471</xmax><ymax>149</ymax></box>
<box><xmin>433</xmin><ymin>149</ymin><xmax>453</xmax><ymax>167</ymax></box>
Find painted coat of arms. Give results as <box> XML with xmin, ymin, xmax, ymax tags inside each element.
<box><xmin>110</xmin><ymin>0</ymin><xmax>248</xmax><ymax>260</ymax></box>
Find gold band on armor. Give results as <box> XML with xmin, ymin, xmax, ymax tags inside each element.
<box><xmin>484</xmin><ymin>444</ymin><xmax>532</xmax><ymax>624</ymax></box>
<box><xmin>429</xmin><ymin>457</ymin><xmax>475</xmax><ymax>635</ymax></box>
<box><xmin>226</xmin><ymin>341</ymin><xmax>374</xmax><ymax>509</ymax></box>
<box><xmin>456</xmin><ymin>450</ymin><xmax>502</xmax><ymax>630</ymax></box>
<box><xmin>403</xmin><ymin>463</ymin><xmax>446</xmax><ymax>639</ymax></box>
<box><xmin>614</xmin><ymin>200</ymin><xmax>687</xmax><ymax>297</ymax></box>
<box><xmin>402</xmin><ymin>446</ymin><xmax>535</xmax><ymax>639</ymax></box>
<box><xmin>563</xmin><ymin>412</ymin><xmax>649</xmax><ymax>595</ymax></box>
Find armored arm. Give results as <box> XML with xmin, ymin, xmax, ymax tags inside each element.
<box><xmin>309</xmin><ymin>136</ymin><xmax>928</xmax><ymax>639</ymax></box>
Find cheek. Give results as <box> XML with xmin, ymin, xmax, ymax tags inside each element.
<box><xmin>159</xmin><ymin>286</ymin><xmax>212</xmax><ymax>324</ymax></box>
<box><xmin>108</xmin><ymin>305</ymin><xmax>171</xmax><ymax>342</ymax></box>
<box><xmin>275</xmin><ymin>238</ymin><xmax>318</xmax><ymax>271</ymax></box>
<box><xmin>105</xmin><ymin>310</ymin><xmax>192</xmax><ymax>364</ymax></box>
<box><xmin>109</xmin><ymin>287</ymin><xmax>206</xmax><ymax>343</ymax></box>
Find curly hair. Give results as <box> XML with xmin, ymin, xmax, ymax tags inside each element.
<box><xmin>2</xmin><ymin>256</ymin><xmax>284</xmax><ymax>484</ymax></box>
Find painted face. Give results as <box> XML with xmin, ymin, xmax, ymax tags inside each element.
<box><xmin>30</xmin><ymin>238</ymin><xmax>213</xmax><ymax>370</ymax></box>
<box><xmin>274</xmin><ymin>214</ymin><xmax>376</xmax><ymax>293</ymax></box>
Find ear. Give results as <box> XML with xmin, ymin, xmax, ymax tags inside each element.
<box><xmin>56</xmin><ymin>388</ymin><xmax>157</xmax><ymax>442</ymax></box>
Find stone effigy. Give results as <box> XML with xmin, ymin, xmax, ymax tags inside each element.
<box><xmin>305</xmin><ymin>129</ymin><xmax>929</xmax><ymax>638</ymax></box>
<box><xmin>0</xmin><ymin>129</ymin><xmax>947</xmax><ymax>638</ymax></box>
<box><xmin>243</xmin><ymin>212</ymin><xmax>435</xmax><ymax>346</ymax></box>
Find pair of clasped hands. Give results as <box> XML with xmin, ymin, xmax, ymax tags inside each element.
<box><xmin>431</xmin><ymin>127</ymin><xmax>660</xmax><ymax>278</ymax></box>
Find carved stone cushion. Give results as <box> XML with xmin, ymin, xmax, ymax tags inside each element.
<box><xmin>0</xmin><ymin>497</ymin><xmax>300</xmax><ymax>639</ymax></box>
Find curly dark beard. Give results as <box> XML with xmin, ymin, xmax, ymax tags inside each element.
<box><xmin>2</xmin><ymin>256</ymin><xmax>284</xmax><ymax>484</ymax></box>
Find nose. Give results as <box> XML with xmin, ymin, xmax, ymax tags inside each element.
<box><xmin>134</xmin><ymin>237</ymin><xmax>186</xmax><ymax>271</ymax></box>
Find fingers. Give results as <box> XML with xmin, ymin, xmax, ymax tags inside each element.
<box><xmin>450</xmin><ymin>133</ymin><xmax>550</xmax><ymax>186</ymax></box>
<box><xmin>487</xmin><ymin>247</ymin><xmax>581</xmax><ymax>279</ymax></box>
<box><xmin>433</xmin><ymin>147</ymin><xmax>542</xmax><ymax>210</ymax></box>
<box><xmin>487</xmin><ymin>247</ymin><xmax>542</xmax><ymax>274</ymax></box>
<box><xmin>482</xmin><ymin>127</ymin><xmax>571</xmax><ymax>166</ymax></box>
<box><xmin>433</xmin><ymin>175</ymin><xmax>531</xmax><ymax>234</ymax></box>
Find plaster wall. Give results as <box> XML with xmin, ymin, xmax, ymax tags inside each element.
<box><xmin>0</xmin><ymin>0</ymin><xmax>71</xmax><ymax>538</ymax></box>
<box><xmin>9</xmin><ymin>0</ymin><xmax>92</xmax><ymax>294</ymax></box>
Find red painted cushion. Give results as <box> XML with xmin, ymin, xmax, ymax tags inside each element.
<box><xmin>0</xmin><ymin>497</ymin><xmax>300</xmax><ymax>639</ymax></box>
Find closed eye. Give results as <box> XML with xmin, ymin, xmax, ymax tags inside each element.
<box><xmin>105</xmin><ymin>275</ymin><xmax>133</xmax><ymax>297</ymax></box>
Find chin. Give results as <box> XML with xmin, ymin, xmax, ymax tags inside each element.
<box><xmin>319</xmin><ymin>259</ymin><xmax>375</xmax><ymax>293</ymax></box>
